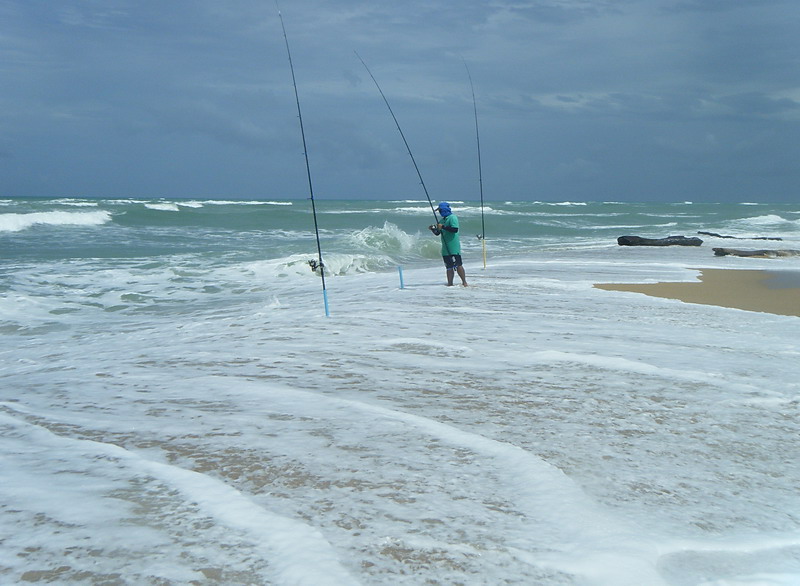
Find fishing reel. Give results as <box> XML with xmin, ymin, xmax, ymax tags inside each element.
<box><xmin>308</xmin><ymin>259</ymin><xmax>323</xmax><ymax>273</ymax></box>
<box><xmin>429</xmin><ymin>224</ymin><xmax>441</xmax><ymax>235</ymax></box>
<box><xmin>476</xmin><ymin>234</ymin><xmax>484</xmax><ymax>240</ymax></box>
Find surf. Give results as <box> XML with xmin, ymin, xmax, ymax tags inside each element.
<box><xmin>0</xmin><ymin>210</ymin><xmax>112</xmax><ymax>233</ymax></box>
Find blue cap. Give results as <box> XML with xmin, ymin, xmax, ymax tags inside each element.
<box><xmin>436</xmin><ymin>202</ymin><xmax>452</xmax><ymax>216</ymax></box>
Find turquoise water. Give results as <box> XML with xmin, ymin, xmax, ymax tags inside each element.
<box><xmin>2</xmin><ymin>197</ymin><xmax>800</xmax><ymax>585</ymax></box>
<box><xmin>3</xmin><ymin>197</ymin><xmax>800</xmax><ymax>262</ymax></box>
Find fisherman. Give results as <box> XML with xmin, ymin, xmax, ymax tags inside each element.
<box><xmin>429</xmin><ymin>202</ymin><xmax>468</xmax><ymax>287</ymax></box>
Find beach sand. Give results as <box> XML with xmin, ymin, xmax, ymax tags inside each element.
<box><xmin>595</xmin><ymin>268</ymin><xmax>800</xmax><ymax>317</ymax></box>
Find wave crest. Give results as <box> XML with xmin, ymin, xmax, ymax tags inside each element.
<box><xmin>348</xmin><ymin>222</ymin><xmax>417</xmax><ymax>254</ymax></box>
<box><xmin>240</xmin><ymin>253</ymin><xmax>395</xmax><ymax>281</ymax></box>
<box><xmin>736</xmin><ymin>214</ymin><xmax>795</xmax><ymax>226</ymax></box>
<box><xmin>0</xmin><ymin>211</ymin><xmax>113</xmax><ymax>233</ymax></box>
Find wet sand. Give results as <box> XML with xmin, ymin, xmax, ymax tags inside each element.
<box><xmin>595</xmin><ymin>269</ymin><xmax>800</xmax><ymax>317</ymax></box>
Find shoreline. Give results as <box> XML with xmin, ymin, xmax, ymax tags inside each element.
<box><xmin>595</xmin><ymin>268</ymin><xmax>800</xmax><ymax>317</ymax></box>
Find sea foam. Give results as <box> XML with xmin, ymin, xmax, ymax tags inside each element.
<box><xmin>0</xmin><ymin>210</ymin><xmax>112</xmax><ymax>232</ymax></box>
<box><xmin>144</xmin><ymin>203</ymin><xmax>180</xmax><ymax>212</ymax></box>
<box><xmin>2</xmin><ymin>198</ymin><xmax>799</xmax><ymax>585</ymax></box>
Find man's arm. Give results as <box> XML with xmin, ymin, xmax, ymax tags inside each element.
<box><xmin>440</xmin><ymin>216</ymin><xmax>459</xmax><ymax>233</ymax></box>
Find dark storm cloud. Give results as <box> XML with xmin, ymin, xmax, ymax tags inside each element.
<box><xmin>1</xmin><ymin>0</ymin><xmax>798</xmax><ymax>201</ymax></box>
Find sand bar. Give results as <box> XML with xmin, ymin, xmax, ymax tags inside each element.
<box><xmin>595</xmin><ymin>269</ymin><xmax>800</xmax><ymax>317</ymax></box>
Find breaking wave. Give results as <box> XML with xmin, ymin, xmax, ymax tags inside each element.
<box><xmin>0</xmin><ymin>211</ymin><xmax>113</xmax><ymax>233</ymax></box>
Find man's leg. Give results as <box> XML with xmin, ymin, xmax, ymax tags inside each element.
<box><xmin>446</xmin><ymin>268</ymin><xmax>455</xmax><ymax>286</ymax></box>
<box><xmin>456</xmin><ymin>265</ymin><xmax>467</xmax><ymax>287</ymax></box>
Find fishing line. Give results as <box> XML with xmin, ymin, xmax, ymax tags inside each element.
<box><xmin>464</xmin><ymin>60</ymin><xmax>487</xmax><ymax>269</ymax></box>
<box><xmin>354</xmin><ymin>51</ymin><xmax>440</xmax><ymax>226</ymax></box>
<box><xmin>277</xmin><ymin>5</ymin><xmax>329</xmax><ymax>316</ymax></box>
<box><xmin>355</xmin><ymin>51</ymin><xmax>459</xmax><ymax>269</ymax></box>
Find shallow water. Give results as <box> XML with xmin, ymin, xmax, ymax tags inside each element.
<box><xmin>2</xmin><ymin>198</ymin><xmax>800</xmax><ymax>584</ymax></box>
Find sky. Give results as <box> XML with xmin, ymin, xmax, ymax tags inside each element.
<box><xmin>1</xmin><ymin>0</ymin><xmax>799</xmax><ymax>203</ymax></box>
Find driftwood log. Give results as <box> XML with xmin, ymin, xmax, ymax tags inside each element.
<box><xmin>713</xmin><ymin>248</ymin><xmax>800</xmax><ymax>258</ymax></box>
<box><xmin>618</xmin><ymin>235</ymin><xmax>703</xmax><ymax>247</ymax></box>
<box><xmin>698</xmin><ymin>231</ymin><xmax>782</xmax><ymax>241</ymax></box>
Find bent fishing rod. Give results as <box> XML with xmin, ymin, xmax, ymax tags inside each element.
<box><xmin>354</xmin><ymin>51</ymin><xmax>442</xmax><ymax>228</ymax></box>
<box><xmin>464</xmin><ymin>60</ymin><xmax>487</xmax><ymax>269</ymax></box>
<box><xmin>277</xmin><ymin>5</ymin><xmax>329</xmax><ymax>316</ymax></box>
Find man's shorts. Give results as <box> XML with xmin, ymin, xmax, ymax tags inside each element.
<box><xmin>442</xmin><ymin>254</ymin><xmax>463</xmax><ymax>270</ymax></box>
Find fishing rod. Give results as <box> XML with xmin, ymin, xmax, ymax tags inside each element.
<box><xmin>464</xmin><ymin>60</ymin><xmax>487</xmax><ymax>269</ymax></box>
<box><xmin>354</xmin><ymin>51</ymin><xmax>441</xmax><ymax>227</ymax></box>
<box><xmin>276</xmin><ymin>5</ymin><xmax>329</xmax><ymax>316</ymax></box>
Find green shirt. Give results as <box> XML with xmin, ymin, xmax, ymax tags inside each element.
<box><xmin>440</xmin><ymin>214</ymin><xmax>461</xmax><ymax>256</ymax></box>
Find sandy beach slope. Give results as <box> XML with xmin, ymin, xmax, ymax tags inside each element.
<box><xmin>595</xmin><ymin>269</ymin><xmax>800</xmax><ymax>317</ymax></box>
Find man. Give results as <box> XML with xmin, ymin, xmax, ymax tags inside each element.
<box><xmin>429</xmin><ymin>201</ymin><xmax>468</xmax><ymax>287</ymax></box>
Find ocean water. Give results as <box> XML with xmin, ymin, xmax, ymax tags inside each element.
<box><xmin>1</xmin><ymin>197</ymin><xmax>799</xmax><ymax>585</ymax></box>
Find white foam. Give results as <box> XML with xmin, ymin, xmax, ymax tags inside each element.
<box><xmin>0</xmin><ymin>411</ymin><xmax>357</xmax><ymax>585</ymax></box>
<box><xmin>231</xmin><ymin>382</ymin><xmax>666</xmax><ymax>584</ymax></box>
<box><xmin>200</xmin><ymin>200</ymin><xmax>294</xmax><ymax>206</ymax></box>
<box><xmin>3</xmin><ymin>202</ymin><xmax>799</xmax><ymax>585</ymax></box>
<box><xmin>144</xmin><ymin>203</ymin><xmax>180</xmax><ymax>211</ymax></box>
<box><xmin>53</xmin><ymin>199</ymin><xmax>100</xmax><ymax>207</ymax></box>
<box><xmin>736</xmin><ymin>214</ymin><xmax>795</xmax><ymax>226</ymax></box>
<box><xmin>0</xmin><ymin>210</ymin><xmax>112</xmax><ymax>232</ymax></box>
<box><xmin>347</xmin><ymin>222</ymin><xmax>419</xmax><ymax>254</ymax></box>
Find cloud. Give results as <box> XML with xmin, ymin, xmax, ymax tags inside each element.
<box><xmin>1</xmin><ymin>0</ymin><xmax>799</xmax><ymax>201</ymax></box>
<box><xmin>554</xmin><ymin>158</ymin><xmax>602</xmax><ymax>180</ymax></box>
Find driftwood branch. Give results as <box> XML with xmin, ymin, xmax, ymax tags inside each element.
<box><xmin>618</xmin><ymin>235</ymin><xmax>703</xmax><ymax>247</ymax></box>
<box><xmin>698</xmin><ymin>231</ymin><xmax>782</xmax><ymax>241</ymax></box>
<box><xmin>713</xmin><ymin>248</ymin><xmax>800</xmax><ymax>258</ymax></box>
